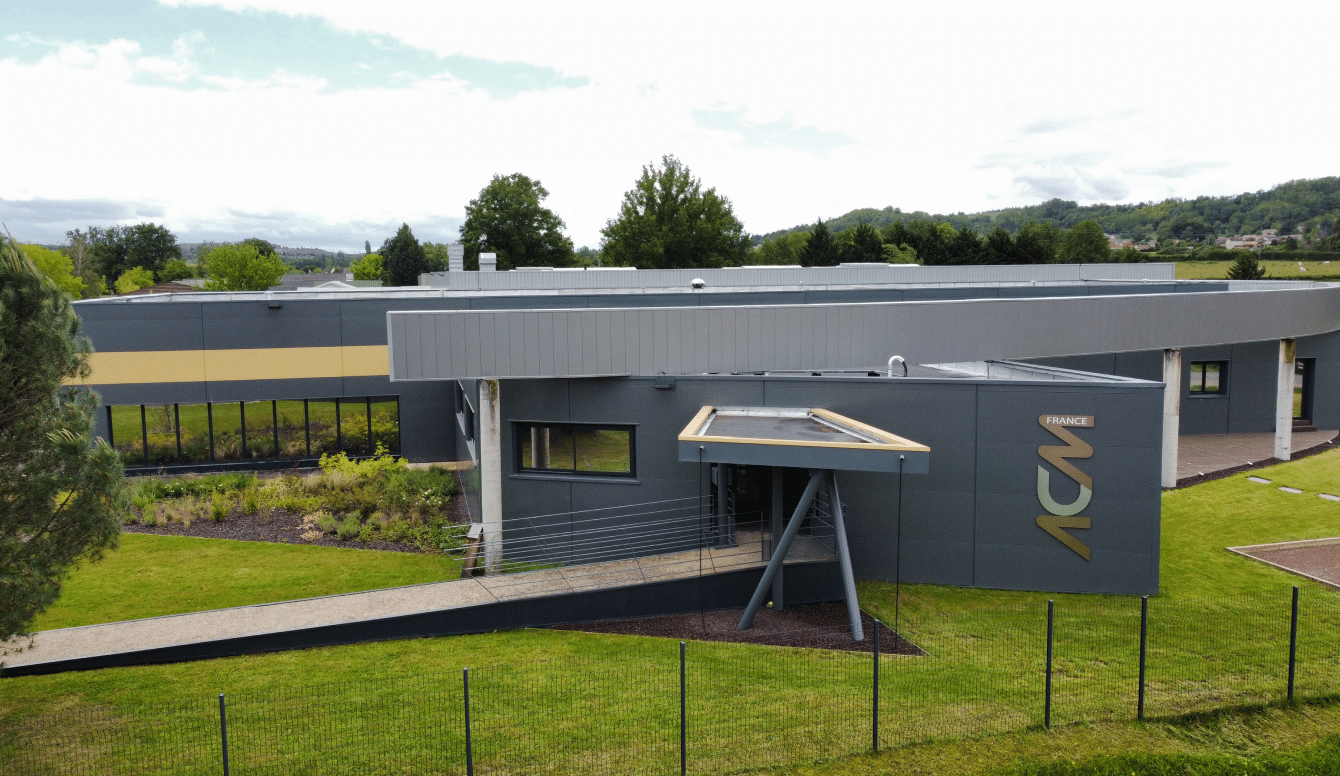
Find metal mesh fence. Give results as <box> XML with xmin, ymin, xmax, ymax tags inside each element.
<box><xmin>6</xmin><ymin>587</ymin><xmax>1340</xmax><ymax>775</ymax></box>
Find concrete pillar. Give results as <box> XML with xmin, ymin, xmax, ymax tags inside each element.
<box><xmin>479</xmin><ymin>379</ymin><xmax>503</xmax><ymax>573</ymax></box>
<box><xmin>1161</xmin><ymin>348</ymin><xmax>1182</xmax><ymax>488</ymax></box>
<box><xmin>1275</xmin><ymin>339</ymin><xmax>1297</xmax><ymax>461</ymax></box>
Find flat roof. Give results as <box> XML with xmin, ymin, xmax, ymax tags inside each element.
<box><xmin>679</xmin><ymin>406</ymin><xmax>930</xmax><ymax>473</ymax></box>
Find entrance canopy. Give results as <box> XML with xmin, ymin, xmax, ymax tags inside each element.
<box><xmin>678</xmin><ymin>406</ymin><xmax>930</xmax><ymax>474</ymax></box>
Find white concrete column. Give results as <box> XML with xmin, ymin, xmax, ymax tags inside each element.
<box><xmin>479</xmin><ymin>378</ymin><xmax>503</xmax><ymax>573</ymax></box>
<box><xmin>1275</xmin><ymin>339</ymin><xmax>1297</xmax><ymax>461</ymax></box>
<box><xmin>1161</xmin><ymin>348</ymin><xmax>1182</xmax><ymax>488</ymax></box>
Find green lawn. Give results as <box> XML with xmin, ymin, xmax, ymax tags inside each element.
<box><xmin>1174</xmin><ymin>259</ymin><xmax>1340</xmax><ymax>281</ymax></box>
<box><xmin>4</xmin><ymin>450</ymin><xmax>1340</xmax><ymax>775</ymax></box>
<box><xmin>31</xmin><ymin>533</ymin><xmax>461</xmax><ymax>631</ymax></box>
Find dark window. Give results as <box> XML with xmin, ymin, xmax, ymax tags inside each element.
<box><xmin>515</xmin><ymin>423</ymin><xmax>635</xmax><ymax>477</ymax></box>
<box><xmin>1189</xmin><ymin>361</ymin><xmax>1227</xmax><ymax>395</ymax></box>
<box><xmin>102</xmin><ymin>396</ymin><xmax>400</xmax><ymax>469</ymax></box>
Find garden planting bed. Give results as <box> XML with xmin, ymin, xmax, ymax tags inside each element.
<box><xmin>120</xmin><ymin>455</ymin><xmax>471</xmax><ymax>556</ymax></box>
<box><xmin>122</xmin><ymin>493</ymin><xmax>470</xmax><ymax>554</ymax></box>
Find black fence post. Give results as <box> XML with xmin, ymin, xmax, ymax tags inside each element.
<box><xmin>1045</xmin><ymin>599</ymin><xmax>1054</xmax><ymax>729</ymax></box>
<box><xmin>679</xmin><ymin>641</ymin><xmax>687</xmax><ymax>776</ymax></box>
<box><xmin>873</xmin><ymin>620</ymin><xmax>881</xmax><ymax>753</ymax></box>
<box><xmin>1138</xmin><ymin>595</ymin><xmax>1148</xmax><ymax>721</ymax></box>
<box><xmin>218</xmin><ymin>694</ymin><xmax>230</xmax><ymax>776</ymax></box>
<box><xmin>463</xmin><ymin>667</ymin><xmax>474</xmax><ymax>776</ymax></box>
<box><xmin>1288</xmin><ymin>585</ymin><xmax>1299</xmax><ymax>703</ymax></box>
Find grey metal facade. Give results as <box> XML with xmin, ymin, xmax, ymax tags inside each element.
<box><xmin>497</xmin><ymin>373</ymin><xmax>1161</xmax><ymax>595</ymax></box>
<box><xmin>72</xmin><ymin>268</ymin><xmax>1340</xmax><ymax>597</ymax></box>
<box><xmin>388</xmin><ymin>284</ymin><xmax>1340</xmax><ymax>380</ymax></box>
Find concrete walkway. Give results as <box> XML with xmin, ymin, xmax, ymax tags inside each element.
<box><xmin>4</xmin><ymin>531</ymin><xmax>831</xmax><ymax>669</ymax></box>
<box><xmin>1177</xmin><ymin>429</ymin><xmax>1337</xmax><ymax>480</ymax></box>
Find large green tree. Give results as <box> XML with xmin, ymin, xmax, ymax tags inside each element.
<box><xmin>460</xmin><ymin>174</ymin><xmax>575</xmax><ymax>271</ymax></box>
<box><xmin>600</xmin><ymin>156</ymin><xmax>750</xmax><ymax>269</ymax></box>
<box><xmin>800</xmin><ymin>220</ymin><xmax>839</xmax><ymax>266</ymax></box>
<box><xmin>1</xmin><ymin>236</ymin><xmax>127</xmax><ymax>646</ymax></box>
<box><xmin>202</xmin><ymin>243</ymin><xmax>288</xmax><ymax>291</ymax></box>
<box><xmin>1060</xmin><ymin>219</ymin><xmax>1112</xmax><ymax>263</ymax></box>
<box><xmin>749</xmin><ymin>230</ymin><xmax>810</xmax><ymax>265</ymax></box>
<box><xmin>83</xmin><ymin>223</ymin><xmax>182</xmax><ymax>282</ymax></box>
<box><xmin>379</xmin><ymin>224</ymin><xmax>427</xmax><ymax>286</ymax></box>
<box><xmin>838</xmin><ymin>222</ymin><xmax>885</xmax><ymax>263</ymax></box>
<box><xmin>18</xmin><ymin>244</ymin><xmax>85</xmax><ymax>297</ymax></box>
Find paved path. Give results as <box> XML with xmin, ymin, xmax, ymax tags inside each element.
<box><xmin>1177</xmin><ymin>429</ymin><xmax>1337</xmax><ymax>480</ymax></box>
<box><xmin>4</xmin><ymin>532</ymin><xmax>828</xmax><ymax>669</ymax></box>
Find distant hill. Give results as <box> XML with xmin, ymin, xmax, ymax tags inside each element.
<box><xmin>758</xmin><ymin>177</ymin><xmax>1340</xmax><ymax>244</ymax></box>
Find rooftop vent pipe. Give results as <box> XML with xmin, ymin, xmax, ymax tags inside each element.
<box><xmin>887</xmin><ymin>355</ymin><xmax>906</xmax><ymax>377</ymax></box>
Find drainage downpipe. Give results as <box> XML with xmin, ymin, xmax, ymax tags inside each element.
<box><xmin>887</xmin><ymin>355</ymin><xmax>907</xmax><ymax>377</ymax></box>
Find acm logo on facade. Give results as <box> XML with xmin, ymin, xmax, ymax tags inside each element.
<box><xmin>1036</xmin><ymin>414</ymin><xmax>1094</xmax><ymax>560</ymax></box>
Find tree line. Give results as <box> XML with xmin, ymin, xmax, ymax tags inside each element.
<box><xmin>18</xmin><ymin>169</ymin><xmax>1340</xmax><ymax>297</ymax></box>
<box><xmin>764</xmin><ymin>177</ymin><xmax>1340</xmax><ymax>248</ymax></box>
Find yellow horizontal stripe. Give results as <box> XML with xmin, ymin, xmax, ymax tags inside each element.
<box><xmin>79</xmin><ymin>351</ymin><xmax>207</xmax><ymax>385</ymax></box>
<box><xmin>69</xmin><ymin>346</ymin><xmax>390</xmax><ymax>386</ymax></box>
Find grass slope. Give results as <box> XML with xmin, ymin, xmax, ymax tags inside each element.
<box><xmin>32</xmin><ymin>533</ymin><xmax>460</xmax><ymax>630</ymax></box>
<box><xmin>3</xmin><ymin>450</ymin><xmax>1339</xmax><ymax>774</ymax></box>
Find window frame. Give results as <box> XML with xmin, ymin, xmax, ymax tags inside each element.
<box><xmin>1188</xmin><ymin>360</ymin><xmax>1229</xmax><ymax>396</ymax></box>
<box><xmin>513</xmin><ymin>421</ymin><xmax>637</xmax><ymax>479</ymax></box>
<box><xmin>105</xmin><ymin>395</ymin><xmax>401</xmax><ymax>471</ymax></box>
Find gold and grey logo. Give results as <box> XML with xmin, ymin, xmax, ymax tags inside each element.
<box><xmin>1036</xmin><ymin>415</ymin><xmax>1094</xmax><ymax>561</ymax></box>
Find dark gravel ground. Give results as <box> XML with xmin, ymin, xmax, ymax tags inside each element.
<box><xmin>549</xmin><ymin>602</ymin><xmax>925</xmax><ymax>655</ymax></box>
<box><xmin>121</xmin><ymin>492</ymin><xmax>472</xmax><ymax>554</ymax></box>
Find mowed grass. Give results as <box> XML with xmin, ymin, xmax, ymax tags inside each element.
<box><xmin>4</xmin><ymin>450</ymin><xmax>1340</xmax><ymax>775</ymax></box>
<box><xmin>31</xmin><ymin>533</ymin><xmax>461</xmax><ymax>630</ymax></box>
<box><xmin>1174</xmin><ymin>259</ymin><xmax>1340</xmax><ymax>281</ymax></box>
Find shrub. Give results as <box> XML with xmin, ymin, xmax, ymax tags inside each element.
<box><xmin>242</xmin><ymin>486</ymin><xmax>260</xmax><ymax>515</ymax></box>
<box><xmin>313</xmin><ymin>511</ymin><xmax>339</xmax><ymax>535</ymax></box>
<box><xmin>319</xmin><ymin>444</ymin><xmax>407</xmax><ymax>479</ymax></box>
<box><xmin>209</xmin><ymin>492</ymin><xmax>231</xmax><ymax>522</ymax></box>
<box><xmin>336</xmin><ymin>515</ymin><xmax>362</xmax><ymax>541</ymax></box>
<box><xmin>382</xmin><ymin>467</ymin><xmax>459</xmax><ymax>519</ymax></box>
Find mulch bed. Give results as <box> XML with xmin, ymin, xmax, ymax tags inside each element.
<box><xmin>549</xmin><ymin>602</ymin><xmax>925</xmax><ymax>655</ymax></box>
<box><xmin>121</xmin><ymin>492</ymin><xmax>472</xmax><ymax>555</ymax></box>
<box><xmin>1174</xmin><ymin>437</ymin><xmax>1338</xmax><ymax>489</ymax></box>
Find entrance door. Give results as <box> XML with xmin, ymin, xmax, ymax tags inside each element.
<box><xmin>1295</xmin><ymin>359</ymin><xmax>1316</xmax><ymax>423</ymax></box>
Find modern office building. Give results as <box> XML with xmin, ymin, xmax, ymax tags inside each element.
<box><xmin>72</xmin><ymin>263</ymin><xmax>1340</xmax><ymax>602</ymax></box>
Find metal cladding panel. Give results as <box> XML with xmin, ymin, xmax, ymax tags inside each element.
<box><xmin>387</xmin><ymin>284</ymin><xmax>1340</xmax><ymax>379</ymax></box>
<box><xmin>76</xmin><ymin>302</ymin><xmax>207</xmax><ymax>353</ymax></box>
<box><xmin>419</xmin><ymin>263</ymin><xmax>1176</xmax><ymax>291</ymax></box>
<box><xmin>202</xmin><ymin>301</ymin><xmax>342</xmax><ymax>350</ymax></box>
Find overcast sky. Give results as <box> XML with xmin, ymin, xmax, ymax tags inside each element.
<box><xmin>3</xmin><ymin>0</ymin><xmax>1337</xmax><ymax>252</ymax></box>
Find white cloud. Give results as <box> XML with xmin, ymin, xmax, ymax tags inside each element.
<box><xmin>3</xmin><ymin>1</ymin><xmax>1338</xmax><ymax>250</ymax></box>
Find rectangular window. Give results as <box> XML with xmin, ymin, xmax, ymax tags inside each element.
<box><xmin>370</xmin><ymin>397</ymin><xmax>401</xmax><ymax>455</ymax></box>
<box><xmin>275</xmin><ymin>400</ymin><xmax>308</xmax><ymax>459</ymax></box>
<box><xmin>515</xmin><ymin>423</ymin><xmax>634</xmax><ymax>477</ymax></box>
<box><xmin>244</xmin><ymin>400</ymin><xmax>278</xmax><ymax>459</ymax></box>
<box><xmin>178</xmin><ymin>403</ymin><xmax>211</xmax><ymax>463</ymax></box>
<box><xmin>212</xmin><ymin>402</ymin><xmax>245</xmax><ymax>461</ymax></box>
<box><xmin>340</xmin><ymin>398</ymin><xmax>370</xmax><ymax>456</ymax></box>
<box><xmin>103</xmin><ymin>396</ymin><xmax>401</xmax><ymax>469</ymax></box>
<box><xmin>109</xmin><ymin>405</ymin><xmax>146</xmax><ymax>466</ymax></box>
<box><xmin>1189</xmin><ymin>361</ymin><xmax>1227</xmax><ymax>395</ymax></box>
<box><xmin>308</xmin><ymin>399</ymin><xmax>340</xmax><ymax>456</ymax></box>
